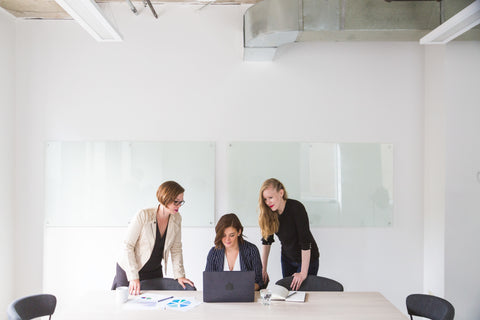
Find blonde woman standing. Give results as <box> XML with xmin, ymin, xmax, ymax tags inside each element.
<box><xmin>259</xmin><ymin>178</ymin><xmax>319</xmax><ymax>291</ymax></box>
<box><xmin>112</xmin><ymin>181</ymin><xmax>194</xmax><ymax>295</ymax></box>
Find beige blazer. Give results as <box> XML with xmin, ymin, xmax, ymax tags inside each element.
<box><xmin>118</xmin><ymin>207</ymin><xmax>185</xmax><ymax>281</ymax></box>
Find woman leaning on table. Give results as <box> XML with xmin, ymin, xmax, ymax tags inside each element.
<box><xmin>205</xmin><ymin>213</ymin><xmax>265</xmax><ymax>290</ymax></box>
<box><xmin>111</xmin><ymin>180</ymin><xmax>194</xmax><ymax>295</ymax></box>
<box><xmin>259</xmin><ymin>178</ymin><xmax>320</xmax><ymax>291</ymax></box>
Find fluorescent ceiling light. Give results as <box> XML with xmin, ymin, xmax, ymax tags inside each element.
<box><xmin>420</xmin><ymin>0</ymin><xmax>480</xmax><ymax>44</ymax></box>
<box><xmin>55</xmin><ymin>0</ymin><xmax>122</xmax><ymax>42</ymax></box>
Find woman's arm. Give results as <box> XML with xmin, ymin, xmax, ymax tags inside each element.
<box><xmin>169</xmin><ymin>216</ymin><xmax>186</xmax><ymax>279</ymax></box>
<box><xmin>245</xmin><ymin>243</ymin><xmax>265</xmax><ymax>290</ymax></box>
<box><xmin>290</xmin><ymin>201</ymin><xmax>313</xmax><ymax>290</ymax></box>
<box><xmin>205</xmin><ymin>247</ymin><xmax>221</xmax><ymax>272</ymax></box>
<box><xmin>122</xmin><ymin>210</ymin><xmax>147</xmax><ymax>295</ymax></box>
<box><xmin>261</xmin><ymin>244</ymin><xmax>271</xmax><ymax>284</ymax></box>
<box><xmin>169</xmin><ymin>216</ymin><xmax>194</xmax><ymax>289</ymax></box>
<box><xmin>123</xmin><ymin>212</ymin><xmax>145</xmax><ymax>276</ymax></box>
<box><xmin>171</xmin><ymin>234</ymin><xmax>194</xmax><ymax>288</ymax></box>
<box><xmin>291</xmin><ymin>249</ymin><xmax>310</xmax><ymax>291</ymax></box>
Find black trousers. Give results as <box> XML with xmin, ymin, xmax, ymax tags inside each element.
<box><xmin>111</xmin><ymin>263</ymin><xmax>163</xmax><ymax>290</ymax></box>
<box><xmin>111</xmin><ymin>263</ymin><xmax>129</xmax><ymax>290</ymax></box>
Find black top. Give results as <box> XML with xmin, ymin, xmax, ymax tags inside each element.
<box><xmin>261</xmin><ymin>199</ymin><xmax>319</xmax><ymax>262</ymax></box>
<box><xmin>139</xmin><ymin>221</ymin><xmax>167</xmax><ymax>280</ymax></box>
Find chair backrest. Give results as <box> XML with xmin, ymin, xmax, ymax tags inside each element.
<box><xmin>275</xmin><ymin>275</ymin><xmax>344</xmax><ymax>292</ymax></box>
<box><xmin>7</xmin><ymin>294</ymin><xmax>57</xmax><ymax>320</ymax></box>
<box><xmin>140</xmin><ymin>277</ymin><xmax>196</xmax><ymax>291</ymax></box>
<box><xmin>406</xmin><ymin>294</ymin><xmax>455</xmax><ymax>320</ymax></box>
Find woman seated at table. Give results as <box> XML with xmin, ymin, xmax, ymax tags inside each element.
<box><xmin>205</xmin><ymin>213</ymin><xmax>265</xmax><ymax>290</ymax></box>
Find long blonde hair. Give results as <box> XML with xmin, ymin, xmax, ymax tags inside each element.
<box><xmin>258</xmin><ymin>178</ymin><xmax>288</xmax><ymax>240</ymax></box>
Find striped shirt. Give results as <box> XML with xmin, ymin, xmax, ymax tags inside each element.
<box><xmin>205</xmin><ymin>240</ymin><xmax>265</xmax><ymax>289</ymax></box>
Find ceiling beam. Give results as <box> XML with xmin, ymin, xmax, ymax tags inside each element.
<box><xmin>54</xmin><ymin>0</ymin><xmax>122</xmax><ymax>41</ymax></box>
<box><xmin>420</xmin><ymin>0</ymin><xmax>480</xmax><ymax>44</ymax></box>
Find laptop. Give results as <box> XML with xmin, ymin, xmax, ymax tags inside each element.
<box><xmin>203</xmin><ymin>271</ymin><xmax>255</xmax><ymax>302</ymax></box>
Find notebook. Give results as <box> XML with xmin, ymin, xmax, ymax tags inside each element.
<box><xmin>203</xmin><ymin>271</ymin><xmax>255</xmax><ymax>302</ymax></box>
<box><xmin>270</xmin><ymin>284</ymin><xmax>306</xmax><ymax>302</ymax></box>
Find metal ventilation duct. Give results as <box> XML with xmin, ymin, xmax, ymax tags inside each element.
<box><xmin>243</xmin><ymin>0</ymin><xmax>480</xmax><ymax>61</ymax></box>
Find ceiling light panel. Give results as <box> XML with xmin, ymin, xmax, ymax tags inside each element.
<box><xmin>55</xmin><ymin>0</ymin><xmax>122</xmax><ymax>42</ymax></box>
<box><xmin>420</xmin><ymin>0</ymin><xmax>480</xmax><ymax>44</ymax></box>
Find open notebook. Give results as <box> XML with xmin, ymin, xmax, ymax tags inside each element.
<box><xmin>270</xmin><ymin>284</ymin><xmax>306</xmax><ymax>302</ymax></box>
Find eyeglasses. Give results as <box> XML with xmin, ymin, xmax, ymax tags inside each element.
<box><xmin>173</xmin><ymin>200</ymin><xmax>185</xmax><ymax>206</ymax></box>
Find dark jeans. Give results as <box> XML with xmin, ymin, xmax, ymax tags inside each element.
<box><xmin>281</xmin><ymin>254</ymin><xmax>319</xmax><ymax>278</ymax></box>
<box><xmin>111</xmin><ymin>263</ymin><xmax>163</xmax><ymax>290</ymax></box>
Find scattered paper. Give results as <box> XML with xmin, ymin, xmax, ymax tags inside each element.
<box><xmin>123</xmin><ymin>293</ymin><xmax>174</xmax><ymax>310</ymax></box>
<box><xmin>163</xmin><ymin>297</ymin><xmax>202</xmax><ymax>312</ymax></box>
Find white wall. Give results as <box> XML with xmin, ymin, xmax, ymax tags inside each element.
<box><xmin>14</xmin><ymin>3</ymin><xmax>425</xmax><ymax>313</ymax></box>
<box><xmin>423</xmin><ymin>45</ymin><xmax>446</xmax><ymax>297</ymax></box>
<box><xmin>444</xmin><ymin>42</ymin><xmax>480</xmax><ymax>320</ymax></box>
<box><xmin>0</xmin><ymin>7</ymin><xmax>15</xmax><ymax>316</ymax></box>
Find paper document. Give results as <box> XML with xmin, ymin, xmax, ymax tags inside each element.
<box><xmin>163</xmin><ymin>297</ymin><xmax>202</xmax><ymax>312</ymax></box>
<box><xmin>123</xmin><ymin>293</ymin><xmax>174</xmax><ymax>310</ymax></box>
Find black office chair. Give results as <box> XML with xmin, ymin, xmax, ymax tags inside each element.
<box><xmin>275</xmin><ymin>275</ymin><xmax>344</xmax><ymax>291</ymax></box>
<box><xmin>140</xmin><ymin>277</ymin><xmax>196</xmax><ymax>290</ymax></box>
<box><xmin>7</xmin><ymin>294</ymin><xmax>57</xmax><ymax>320</ymax></box>
<box><xmin>406</xmin><ymin>294</ymin><xmax>455</xmax><ymax>320</ymax></box>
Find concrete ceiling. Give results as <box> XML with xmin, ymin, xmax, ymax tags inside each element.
<box><xmin>0</xmin><ymin>0</ymin><xmax>260</xmax><ymax>19</ymax></box>
<box><xmin>0</xmin><ymin>0</ymin><xmax>476</xmax><ymax>21</ymax></box>
<box><xmin>1</xmin><ymin>0</ymin><xmax>478</xmax><ymax>43</ymax></box>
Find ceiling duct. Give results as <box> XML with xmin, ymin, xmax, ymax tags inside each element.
<box><xmin>244</xmin><ymin>0</ymin><xmax>302</xmax><ymax>61</ymax></box>
<box><xmin>243</xmin><ymin>0</ymin><xmax>480</xmax><ymax>61</ymax></box>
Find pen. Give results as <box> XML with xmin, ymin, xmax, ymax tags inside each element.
<box><xmin>286</xmin><ymin>292</ymin><xmax>297</xmax><ymax>299</ymax></box>
<box><xmin>158</xmin><ymin>296</ymin><xmax>174</xmax><ymax>302</ymax></box>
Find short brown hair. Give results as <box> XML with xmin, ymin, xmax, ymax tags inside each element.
<box><xmin>156</xmin><ymin>181</ymin><xmax>185</xmax><ymax>206</ymax></box>
<box><xmin>214</xmin><ymin>213</ymin><xmax>245</xmax><ymax>249</ymax></box>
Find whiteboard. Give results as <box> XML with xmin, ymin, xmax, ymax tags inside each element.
<box><xmin>226</xmin><ymin>142</ymin><xmax>393</xmax><ymax>227</ymax></box>
<box><xmin>45</xmin><ymin>141</ymin><xmax>215</xmax><ymax>227</ymax></box>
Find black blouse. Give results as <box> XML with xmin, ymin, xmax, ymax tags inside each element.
<box><xmin>261</xmin><ymin>199</ymin><xmax>320</xmax><ymax>263</ymax></box>
<box><xmin>139</xmin><ymin>221</ymin><xmax>167</xmax><ymax>280</ymax></box>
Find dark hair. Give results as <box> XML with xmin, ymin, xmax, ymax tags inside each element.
<box><xmin>156</xmin><ymin>181</ymin><xmax>185</xmax><ymax>206</ymax></box>
<box><xmin>214</xmin><ymin>213</ymin><xmax>245</xmax><ymax>249</ymax></box>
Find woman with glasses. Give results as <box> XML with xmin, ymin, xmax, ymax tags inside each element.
<box><xmin>258</xmin><ymin>178</ymin><xmax>319</xmax><ymax>291</ymax></box>
<box><xmin>112</xmin><ymin>180</ymin><xmax>194</xmax><ymax>294</ymax></box>
<box><xmin>205</xmin><ymin>213</ymin><xmax>264</xmax><ymax>290</ymax></box>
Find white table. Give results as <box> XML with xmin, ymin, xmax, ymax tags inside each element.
<box><xmin>55</xmin><ymin>290</ymin><xmax>407</xmax><ymax>319</ymax></box>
